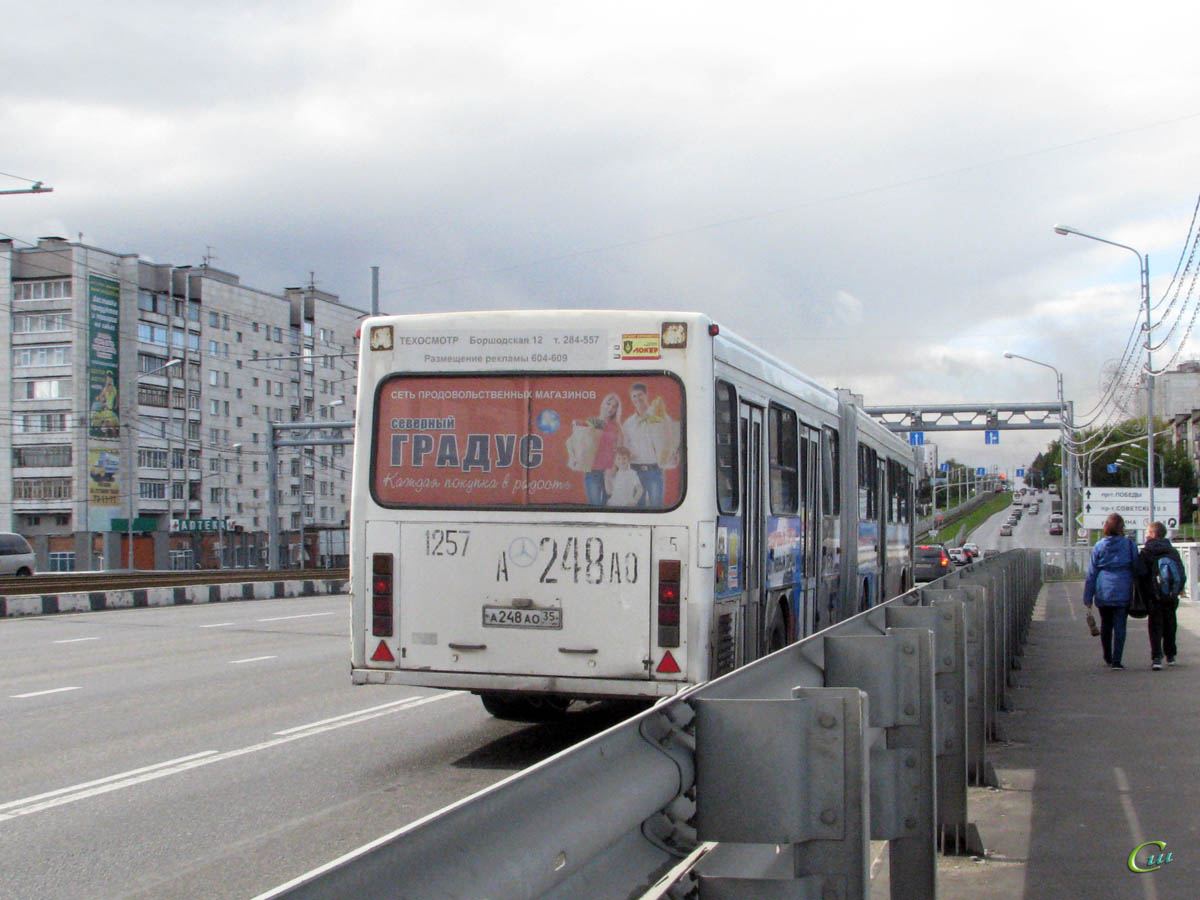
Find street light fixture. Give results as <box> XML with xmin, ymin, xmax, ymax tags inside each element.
<box><xmin>1004</xmin><ymin>351</ymin><xmax>1071</xmax><ymax>544</ymax></box>
<box><xmin>127</xmin><ymin>358</ymin><xmax>183</xmax><ymax>569</ymax></box>
<box><xmin>1053</xmin><ymin>224</ymin><xmax>1154</xmax><ymax>516</ymax></box>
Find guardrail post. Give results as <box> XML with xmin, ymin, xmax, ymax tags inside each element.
<box><xmin>888</xmin><ymin>595</ymin><xmax>976</xmax><ymax>854</ymax></box>
<box><xmin>693</xmin><ymin>688</ymin><xmax>870</xmax><ymax>899</ymax></box>
<box><xmin>823</xmin><ymin>628</ymin><xmax>936</xmax><ymax>900</ymax></box>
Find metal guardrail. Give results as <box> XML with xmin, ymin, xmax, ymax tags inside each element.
<box><xmin>255</xmin><ymin>551</ymin><xmax>1041</xmax><ymax>900</ymax></box>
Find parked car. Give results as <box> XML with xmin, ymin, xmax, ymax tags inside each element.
<box><xmin>1049</xmin><ymin>522</ymin><xmax>1064</xmax><ymax>536</ymax></box>
<box><xmin>914</xmin><ymin>545</ymin><xmax>951</xmax><ymax>583</ymax></box>
<box><xmin>999</xmin><ymin>524</ymin><xmax>1013</xmax><ymax>536</ymax></box>
<box><xmin>0</xmin><ymin>533</ymin><xmax>35</xmax><ymax>576</ymax></box>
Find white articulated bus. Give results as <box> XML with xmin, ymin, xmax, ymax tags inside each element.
<box><xmin>350</xmin><ymin>311</ymin><xmax>914</xmax><ymax>719</ymax></box>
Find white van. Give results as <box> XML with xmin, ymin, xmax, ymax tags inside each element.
<box><xmin>0</xmin><ymin>533</ymin><xmax>36</xmax><ymax>576</ymax></box>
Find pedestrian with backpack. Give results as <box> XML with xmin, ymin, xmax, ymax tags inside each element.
<box><xmin>1083</xmin><ymin>513</ymin><xmax>1143</xmax><ymax>670</ymax></box>
<box><xmin>1137</xmin><ymin>521</ymin><xmax>1187</xmax><ymax>670</ymax></box>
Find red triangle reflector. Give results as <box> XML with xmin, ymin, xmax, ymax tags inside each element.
<box><xmin>371</xmin><ymin>641</ymin><xmax>395</xmax><ymax>662</ymax></box>
<box><xmin>656</xmin><ymin>651</ymin><xmax>681</xmax><ymax>674</ymax></box>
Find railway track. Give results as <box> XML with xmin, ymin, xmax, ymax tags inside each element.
<box><xmin>0</xmin><ymin>568</ymin><xmax>349</xmax><ymax>596</ymax></box>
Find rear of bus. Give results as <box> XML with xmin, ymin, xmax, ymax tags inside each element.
<box><xmin>350</xmin><ymin>311</ymin><xmax>711</xmax><ymax>712</ymax></box>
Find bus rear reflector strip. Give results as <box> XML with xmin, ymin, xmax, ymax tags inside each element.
<box><xmin>657</xmin><ymin>559</ymin><xmax>681</xmax><ymax>648</ymax></box>
<box><xmin>372</xmin><ymin>553</ymin><xmax>394</xmax><ymax>637</ymax></box>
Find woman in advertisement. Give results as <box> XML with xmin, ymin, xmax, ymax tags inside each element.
<box><xmin>574</xmin><ymin>392</ymin><xmax>623</xmax><ymax>505</ymax></box>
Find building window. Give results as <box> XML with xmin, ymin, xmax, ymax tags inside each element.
<box><xmin>138</xmin><ymin>323</ymin><xmax>168</xmax><ymax>345</ymax></box>
<box><xmin>138</xmin><ymin>386</ymin><xmax>169</xmax><ymax>407</ymax></box>
<box><xmin>209</xmin><ymin>339</ymin><xmax>220</xmax><ymax>357</ymax></box>
<box><xmin>48</xmin><ymin>552</ymin><xmax>75</xmax><ymax>572</ymax></box>
<box><xmin>15</xmin><ymin>378</ymin><xmax>70</xmax><ymax>400</ymax></box>
<box><xmin>139</xmin><ymin>481</ymin><xmax>167</xmax><ymax>499</ymax></box>
<box><xmin>14</xmin><ymin>279</ymin><xmax>71</xmax><ymax>301</ymax></box>
<box><xmin>13</xmin><ymin>313</ymin><xmax>70</xmax><ymax>333</ymax></box>
<box><xmin>13</xmin><ymin>445</ymin><xmax>72</xmax><ymax>467</ymax></box>
<box><xmin>139</xmin><ymin>291</ymin><xmax>168</xmax><ymax>314</ymax></box>
<box><xmin>138</xmin><ymin>448</ymin><xmax>168</xmax><ymax>468</ymax></box>
<box><xmin>187</xmin><ymin>421</ymin><xmax>200</xmax><ymax>440</ymax></box>
<box><xmin>209</xmin><ymin>311</ymin><xmax>220</xmax><ymax>327</ymax></box>
<box><xmin>14</xmin><ymin>477</ymin><xmax>72</xmax><ymax>499</ymax></box>
<box><xmin>139</xmin><ymin>353</ymin><xmax>169</xmax><ymax>374</ymax></box>
<box><xmin>13</xmin><ymin>345</ymin><xmax>71</xmax><ymax>367</ymax></box>
<box><xmin>172</xmin><ymin>482</ymin><xmax>185</xmax><ymax>499</ymax></box>
<box><xmin>14</xmin><ymin>413</ymin><xmax>69</xmax><ymax>433</ymax></box>
<box><xmin>188</xmin><ymin>449</ymin><xmax>201</xmax><ymax>469</ymax></box>
<box><xmin>209</xmin><ymin>370</ymin><xmax>219</xmax><ymax>386</ymax></box>
<box><xmin>188</xmin><ymin>391</ymin><xmax>200</xmax><ymax>410</ymax></box>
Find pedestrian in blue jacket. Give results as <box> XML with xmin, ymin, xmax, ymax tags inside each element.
<box><xmin>1083</xmin><ymin>513</ymin><xmax>1142</xmax><ymax>669</ymax></box>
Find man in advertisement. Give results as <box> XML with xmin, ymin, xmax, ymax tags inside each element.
<box><xmin>622</xmin><ymin>382</ymin><xmax>674</xmax><ymax>507</ymax></box>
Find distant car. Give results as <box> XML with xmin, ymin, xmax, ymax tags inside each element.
<box><xmin>914</xmin><ymin>545</ymin><xmax>951</xmax><ymax>583</ymax></box>
<box><xmin>962</xmin><ymin>542</ymin><xmax>981</xmax><ymax>559</ymax></box>
<box><xmin>999</xmin><ymin>524</ymin><xmax>1013</xmax><ymax>536</ymax></box>
<box><xmin>1029</xmin><ymin>505</ymin><xmax>1039</xmax><ymax>515</ymax></box>
<box><xmin>948</xmin><ymin>548</ymin><xmax>970</xmax><ymax>566</ymax></box>
<box><xmin>1049</xmin><ymin>523</ymin><xmax>1064</xmax><ymax>536</ymax></box>
<box><xmin>0</xmin><ymin>533</ymin><xmax>35</xmax><ymax>576</ymax></box>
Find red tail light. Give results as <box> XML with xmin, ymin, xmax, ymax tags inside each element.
<box><xmin>372</xmin><ymin>553</ymin><xmax>394</xmax><ymax>638</ymax></box>
<box><xmin>657</xmin><ymin>559</ymin><xmax>681</xmax><ymax>648</ymax></box>
<box><xmin>941</xmin><ymin>556</ymin><xmax>949</xmax><ymax>567</ymax></box>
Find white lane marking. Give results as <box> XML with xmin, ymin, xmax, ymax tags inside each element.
<box><xmin>1115</xmin><ymin>767</ymin><xmax>1159</xmax><ymax>900</ymax></box>
<box><xmin>0</xmin><ymin>752</ymin><xmax>218</xmax><ymax>814</ymax></box>
<box><xmin>10</xmin><ymin>686</ymin><xmax>81</xmax><ymax>699</ymax></box>
<box><xmin>0</xmin><ymin>692</ymin><xmax>461</xmax><ymax>823</ymax></box>
<box><xmin>274</xmin><ymin>695</ymin><xmax>446</xmax><ymax>735</ymax></box>
<box><xmin>200</xmin><ymin>622</ymin><xmax>234</xmax><ymax>629</ymax></box>
<box><xmin>230</xmin><ymin>655</ymin><xmax>278</xmax><ymax>664</ymax></box>
<box><xmin>52</xmin><ymin>637</ymin><xmax>100</xmax><ymax>644</ymax></box>
<box><xmin>256</xmin><ymin>612</ymin><xmax>336</xmax><ymax>622</ymax></box>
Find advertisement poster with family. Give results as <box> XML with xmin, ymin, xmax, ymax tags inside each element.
<box><xmin>374</xmin><ymin>374</ymin><xmax>683</xmax><ymax>509</ymax></box>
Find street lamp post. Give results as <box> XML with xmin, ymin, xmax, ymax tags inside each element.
<box><xmin>1054</xmin><ymin>225</ymin><xmax>1154</xmax><ymax>519</ymax></box>
<box><xmin>1004</xmin><ymin>351</ymin><xmax>1071</xmax><ymax>544</ymax></box>
<box><xmin>128</xmin><ymin>358</ymin><xmax>182</xmax><ymax>569</ymax></box>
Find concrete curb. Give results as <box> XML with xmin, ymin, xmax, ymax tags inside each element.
<box><xmin>0</xmin><ymin>578</ymin><xmax>349</xmax><ymax>618</ymax></box>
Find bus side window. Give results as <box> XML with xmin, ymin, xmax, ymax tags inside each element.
<box><xmin>715</xmin><ymin>380</ymin><xmax>739</xmax><ymax>514</ymax></box>
<box><xmin>822</xmin><ymin>426</ymin><xmax>839</xmax><ymax>515</ymax></box>
<box><xmin>768</xmin><ymin>403</ymin><xmax>798</xmax><ymax>514</ymax></box>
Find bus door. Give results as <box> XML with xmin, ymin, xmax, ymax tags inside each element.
<box><xmin>738</xmin><ymin>401</ymin><xmax>765</xmax><ymax>663</ymax></box>
<box><xmin>875</xmin><ymin>456</ymin><xmax>888</xmax><ymax>604</ymax></box>
<box><xmin>800</xmin><ymin>424</ymin><xmax>821</xmax><ymax>636</ymax></box>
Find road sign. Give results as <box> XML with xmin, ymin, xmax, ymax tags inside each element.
<box><xmin>909</xmin><ymin>431</ymin><xmax>924</xmax><ymax>446</ymax></box>
<box><xmin>984</xmin><ymin>430</ymin><xmax>999</xmax><ymax>445</ymax></box>
<box><xmin>1077</xmin><ymin>487</ymin><xmax>1180</xmax><ymax>530</ymax></box>
<box><xmin>1107</xmin><ymin>463</ymin><xmax>1119</xmax><ymax>474</ymax></box>
<box><xmin>1016</xmin><ymin>468</ymin><xmax>1025</xmax><ymax>478</ymax></box>
<box><xmin>939</xmin><ymin>462</ymin><xmax>949</xmax><ymax>473</ymax></box>
<box><xmin>976</xmin><ymin>467</ymin><xmax>986</xmax><ymax>476</ymax></box>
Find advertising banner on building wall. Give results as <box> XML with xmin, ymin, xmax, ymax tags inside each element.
<box><xmin>87</xmin><ymin>275</ymin><xmax>121</xmax><ymax>531</ymax></box>
<box><xmin>372</xmin><ymin>374</ymin><xmax>684</xmax><ymax>509</ymax></box>
<box><xmin>88</xmin><ymin>275</ymin><xmax>120</xmax><ymax>439</ymax></box>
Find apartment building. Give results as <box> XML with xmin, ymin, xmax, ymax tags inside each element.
<box><xmin>0</xmin><ymin>236</ymin><xmax>364</xmax><ymax>571</ymax></box>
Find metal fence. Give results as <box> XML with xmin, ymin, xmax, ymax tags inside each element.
<box><xmin>1040</xmin><ymin>547</ymin><xmax>1091</xmax><ymax>582</ymax></box>
<box><xmin>255</xmin><ymin>551</ymin><xmax>1042</xmax><ymax>900</ymax></box>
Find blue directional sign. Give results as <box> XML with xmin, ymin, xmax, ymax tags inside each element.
<box><xmin>984</xmin><ymin>430</ymin><xmax>1000</xmax><ymax>445</ymax></box>
<box><xmin>1016</xmin><ymin>468</ymin><xmax>1026</xmax><ymax>478</ymax></box>
<box><xmin>976</xmin><ymin>467</ymin><xmax>986</xmax><ymax>476</ymax></box>
<box><xmin>940</xmin><ymin>462</ymin><xmax>949</xmax><ymax>473</ymax></box>
<box><xmin>909</xmin><ymin>431</ymin><xmax>924</xmax><ymax>446</ymax></box>
<box><xmin>1107</xmin><ymin>463</ymin><xmax>1119</xmax><ymax>474</ymax></box>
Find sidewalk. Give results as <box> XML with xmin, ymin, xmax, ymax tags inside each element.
<box><xmin>938</xmin><ymin>581</ymin><xmax>1200</xmax><ymax>899</ymax></box>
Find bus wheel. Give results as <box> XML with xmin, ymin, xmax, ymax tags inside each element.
<box><xmin>479</xmin><ymin>692</ymin><xmax>572</xmax><ymax>722</ymax></box>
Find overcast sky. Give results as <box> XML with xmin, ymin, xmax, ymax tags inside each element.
<box><xmin>4</xmin><ymin>0</ymin><xmax>1199</xmax><ymax>473</ymax></box>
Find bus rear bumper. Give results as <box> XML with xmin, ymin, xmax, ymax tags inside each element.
<box><xmin>351</xmin><ymin>667</ymin><xmax>685</xmax><ymax>699</ymax></box>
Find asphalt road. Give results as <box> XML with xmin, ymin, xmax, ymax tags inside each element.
<box><xmin>0</xmin><ymin>596</ymin><xmax>635</xmax><ymax>900</ymax></box>
<box><xmin>966</xmin><ymin>492</ymin><xmax>1071</xmax><ymax>553</ymax></box>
